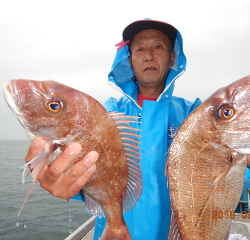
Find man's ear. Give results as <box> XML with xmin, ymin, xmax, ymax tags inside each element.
<box><xmin>170</xmin><ymin>51</ymin><xmax>176</xmax><ymax>68</ymax></box>
<box><xmin>129</xmin><ymin>56</ymin><xmax>133</xmax><ymax>71</ymax></box>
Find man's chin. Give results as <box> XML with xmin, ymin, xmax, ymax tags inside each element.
<box><xmin>137</xmin><ymin>77</ymin><xmax>166</xmax><ymax>88</ymax></box>
<box><xmin>139</xmin><ymin>76</ymin><xmax>162</xmax><ymax>84</ymax></box>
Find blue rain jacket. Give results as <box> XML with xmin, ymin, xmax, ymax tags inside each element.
<box><xmin>92</xmin><ymin>28</ymin><xmax>201</xmax><ymax>239</ymax></box>
<box><xmin>71</xmin><ymin>23</ymin><xmax>250</xmax><ymax>240</ymax></box>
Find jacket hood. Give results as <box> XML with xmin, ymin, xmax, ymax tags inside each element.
<box><xmin>108</xmin><ymin>26</ymin><xmax>186</xmax><ymax>106</ymax></box>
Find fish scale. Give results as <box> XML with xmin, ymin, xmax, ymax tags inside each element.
<box><xmin>167</xmin><ymin>76</ymin><xmax>250</xmax><ymax>240</ymax></box>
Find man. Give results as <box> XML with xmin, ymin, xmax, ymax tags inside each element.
<box><xmin>25</xmin><ymin>19</ymin><xmax>201</xmax><ymax>239</ymax></box>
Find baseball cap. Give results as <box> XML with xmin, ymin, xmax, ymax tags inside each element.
<box><xmin>122</xmin><ymin>19</ymin><xmax>177</xmax><ymax>49</ymax></box>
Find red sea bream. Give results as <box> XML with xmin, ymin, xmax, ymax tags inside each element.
<box><xmin>3</xmin><ymin>79</ymin><xmax>143</xmax><ymax>240</ymax></box>
<box><xmin>167</xmin><ymin>76</ymin><xmax>250</xmax><ymax>240</ymax></box>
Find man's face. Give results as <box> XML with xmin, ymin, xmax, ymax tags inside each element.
<box><xmin>129</xmin><ymin>29</ymin><xmax>175</xmax><ymax>93</ymax></box>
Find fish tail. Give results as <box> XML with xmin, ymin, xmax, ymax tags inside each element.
<box><xmin>100</xmin><ymin>223</ymin><xmax>132</xmax><ymax>240</ymax></box>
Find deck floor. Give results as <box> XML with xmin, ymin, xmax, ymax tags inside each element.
<box><xmin>68</xmin><ymin>214</ymin><xmax>250</xmax><ymax>240</ymax></box>
<box><xmin>82</xmin><ymin>227</ymin><xmax>95</xmax><ymax>240</ymax></box>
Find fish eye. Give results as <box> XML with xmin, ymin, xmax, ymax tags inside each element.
<box><xmin>218</xmin><ymin>104</ymin><xmax>235</xmax><ymax>120</ymax></box>
<box><xmin>46</xmin><ymin>99</ymin><xmax>63</xmax><ymax>113</ymax></box>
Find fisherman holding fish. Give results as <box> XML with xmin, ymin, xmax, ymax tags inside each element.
<box><xmin>25</xmin><ymin>19</ymin><xmax>202</xmax><ymax>239</ymax></box>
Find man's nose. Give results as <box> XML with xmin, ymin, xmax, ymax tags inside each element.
<box><xmin>144</xmin><ymin>48</ymin><xmax>154</xmax><ymax>61</ymax></box>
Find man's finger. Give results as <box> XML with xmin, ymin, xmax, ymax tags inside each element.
<box><xmin>63</xmin><ymin>151</ymin><xmax>98</xmax><ymax>183</ymax></box>
<box><xmin>57</xmin><ymin>151</ymin><xmax>98</xmax><ymax>198</ymax></box>
<box><xmin>25</xmin><ymin>137</ymin><xmax>45</xmax><ymax>162</ymax></box>
<box><xmin>48</xmin><ymin>142</ymin><xmax>82</xmax><ymax>177</ymax></box>
<box><xmin>68</xmin><ymin>164</ymin><xmax>96</xmax><ymax>198</ymax></box>
<box><xmin>71</xmin><ymin>151</ymin><xmax>98</xmax><ymax>175</ymax></box>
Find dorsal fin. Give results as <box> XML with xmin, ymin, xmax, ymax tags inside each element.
<box><xmin>109</xmin><ymin>112</ymin><xmax>143</xmax><ymax>213</ymax></box>
<box><xmin>84</xmin><ymin>113</ymin><xmax>143</xmax><ymax>216</ymax></box>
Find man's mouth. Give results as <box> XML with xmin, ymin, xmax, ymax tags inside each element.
<box><xmin>144</xmin><ymin>67</ymin><xmax>157</xmax><ymax>71</ymax></box>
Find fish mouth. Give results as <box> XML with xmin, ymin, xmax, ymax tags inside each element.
<box><xmin>3</xmin><ymin>82</ymin><xmax>20</xmax><ymax>115</ymax></box>
<box><xmin>3</xmin><ymin>81</ymin><xmax>36</xmax><ymax>140</ymax></box>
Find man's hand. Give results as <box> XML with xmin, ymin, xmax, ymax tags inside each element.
<box><xmin>25</xmin><ymin>137</ymin><xmax>98</xmax><ymax>199</ymax></box>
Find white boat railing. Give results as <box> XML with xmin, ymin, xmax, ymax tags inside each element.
<box><xmin>65</xmin><ymin>216</ymin><xmax>96</xmax><ymax>240</ymax></box>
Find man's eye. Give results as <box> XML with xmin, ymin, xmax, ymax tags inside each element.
<box><xmin>155</xmin><ymin>45</ymin><xmax>162</xmax><ymax>49</ymax></box>
<box><xmin>137</xmin><ymin>48</ymin><xmax>144</xmax><ymax>52</ymax></box>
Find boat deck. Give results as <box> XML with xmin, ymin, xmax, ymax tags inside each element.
<box><xmin>64</xmin><ymin>216</ymin><xmax>96</xmax><ymax>240</ymax></box>
<box><xmin>65</xmin><ymin>214</ymin><xmax>250</xmax><ymax>240</ymax></box>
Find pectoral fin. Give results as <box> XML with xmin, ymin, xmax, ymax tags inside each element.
<box><xmin>21</xmin><ymin>147</ymin><xmax>50</xmax><ymax>183</ymax></box>
<box><xmin>196</xmin><ymin>153</ymin><xmax>237</xmax><ymax>227</ymax></box>
<box><xmin>18</xmin><ymin>142</ymin><xmax>55</xmax><ymax>217</ymax></box>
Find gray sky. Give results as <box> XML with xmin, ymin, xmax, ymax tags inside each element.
<box><xmin>0</xmin><ymin>0</ymin><xmax>249</xmax><ymax>140</ymax></box>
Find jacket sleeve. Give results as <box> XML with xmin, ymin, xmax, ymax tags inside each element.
<box><xmin>103</xmin><ymin>97</ymin><xmax>119</xmax><ymax>112</ymax></box>
<box><xmin>189</xmin><ymin>98</ymin><xmax>202</xmax><ymax>114</ymax></box>
<box><xmin>71</xmin><ymin>189</ymin><xmax>85</xmax><ymax>201</ymax></box>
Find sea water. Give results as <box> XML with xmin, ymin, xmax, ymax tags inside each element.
<box><xmin>0</xmin><ymin>140</ymin><xmax>92</xmax><ymax>240</ymax></box>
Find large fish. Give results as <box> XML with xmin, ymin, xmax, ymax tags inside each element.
<box><xmin>3</xmin><ymin>79</ymin><xmax>143</xmax><ymax>240</ymax></box>
<box><xmin>166</xmin><ymin>76</ymin><xmax>250</xmax><ymax>240</ymax></box>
